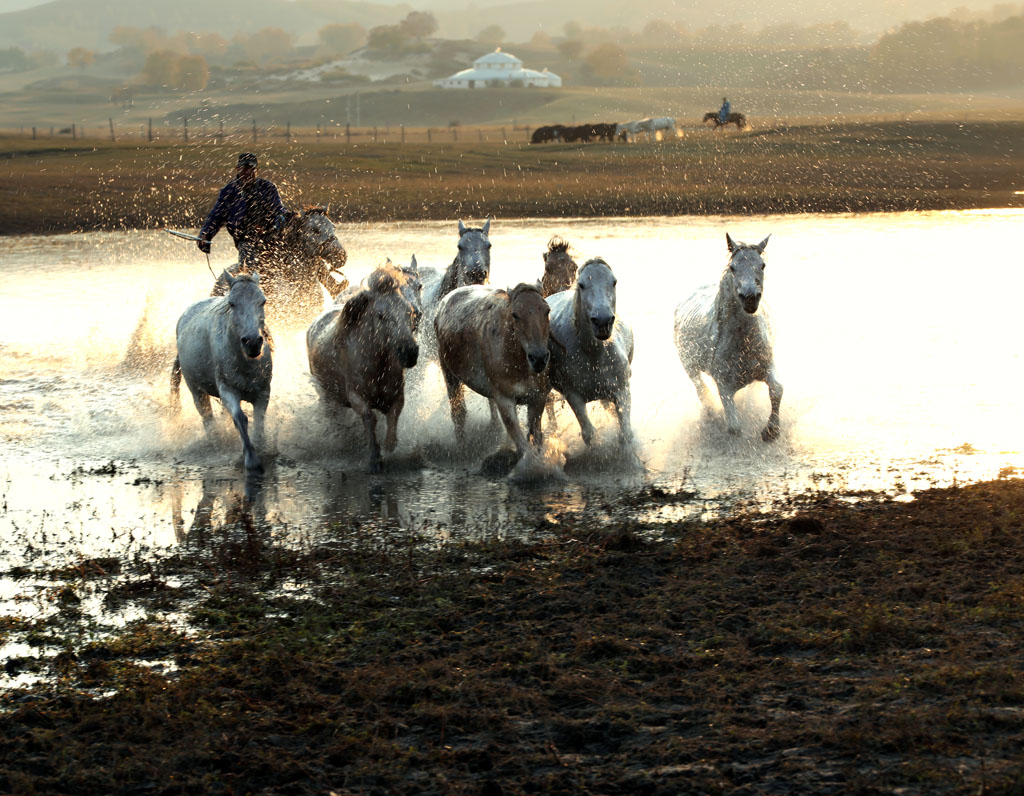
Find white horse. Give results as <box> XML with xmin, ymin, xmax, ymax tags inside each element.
<box><xmin>547</xmin><ymin>258</ymin><xmax>635</xmax><ymax>447</ymax></box>
<box><xmin>673</xmin><ymin>233</ymin><xmax>782</xmax><ymax>441</ymax></box>
<box><xmin>648</xmin><ymin>116</ymin><xmax>680</xmax><ymax>139</ymax></box>
<box><xmin>171</xmin><ymin>272</ymin><xmax>273</xmax><ymax>472</ymax></box>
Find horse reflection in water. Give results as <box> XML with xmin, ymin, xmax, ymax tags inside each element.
<box><xmin>171</xmin><ymin>271</ymin><xmax>273</xmax><ymax>473</ymax></box>
<box><xmin>307</xmin><ymin>263</ymin><xmax>421</xmax><ymax>473</ymax></box>
<box><xmin>547</xmin><ymin>257</ymin><xmax>636</xmax><ymax>449</ymax></box>
<box><xmin>435</xmin><ymin>283</ymin><xmax>552</xmax><ymax>467</ymax></box>
<box><xmin>674</xmin><ymin>233</ymin><xmax>782</xmax><ymax>441</ymax></box>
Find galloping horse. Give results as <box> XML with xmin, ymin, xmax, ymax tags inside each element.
<box><xmin>673</xmin><ymin>233</ymin><xmax>782</xmax><ymax>441</ymax></box>
<box><xmin>547</xmin><ymin>258</ymin><xmax>635</xmax><ymax>448</ymax></box>
<box><xmin>211</xmin><ymin>206</ymin><xmax>348</xmax><ymax>317</ymax></box>
<box><xmin>541</xmin><ymin>236</ymin><xmax>578</xmax><ymax>297</ymax></box>
<box><xmin>703</xmin><ymin>111</ymin><xmax>747</xmax><ymax>130</ymax></box>
<box><xmin>418</xmin><ymin>218</ymin><xmax>493</xmax><ymax>357</ymax></box>
<box><xmin>434</xmin><ymin>283</ymin><xmax>552</xmax><ymax>464</ymax></box>
<box><xmin>172</xmin><ymin>272</ymin><xmax>273</xmax><ymax>473</ymax></box>
<box><xmin>307</xmin><ymin>263</ymin><xmax>420</xmax><ymax>473</ymax></box>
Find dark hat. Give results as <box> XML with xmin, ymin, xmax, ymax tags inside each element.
<box><xmin>237</xmin><ymin>152</ymin><xmax>258</xmax><ymax>168</ymax></box>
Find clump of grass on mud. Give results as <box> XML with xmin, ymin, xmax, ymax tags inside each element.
<box><xmin>2</xmin><ymin>479</ymin><xmax>1024</xmax><ymax>795</ymax></box>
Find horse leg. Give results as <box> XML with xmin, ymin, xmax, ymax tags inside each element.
<box><xmin>526</xmin><ymin>393</ymin><xmax>547</xmax><ymax>450</ymax></box>
<box><xmin>383</xmin><ymin>394</ymin><xmax>404</xmax><ymax>454</ymax></box>
<box><xmin>762</xmin><ymin>368</ymin><xmax>784</xmax><ymax>442</ymax></box>
<box><xmin>493</xmin><ymin>394</ymin><xmax>531</xmax><ymax>457</ymax></box>
<box><xmin>251</xmin><ymin>391</ymin><xmax>270</xmax><ymax>453</ymax></box>
<box><xmin>188</xmin><ymin>386</ymin><xmax>215</xmax><ymax>434</ymax></box>
<box><xmin>686</xmin><ymin>366</ymin><xmax>716</xmax><ymax>416</ymax></box>
<box><xmin>719</xmin><ymin>385</ymin><xmax>742</xmax><ymax>436</ymax></box>
<box><xmin>349</xmin><ymin>393</ymin><xmax>382</xmax><ymax>473</ymax></box>
<box><xmin>564</xmin><ymin>390</ymin><xmax>596</xmax><ymax>446</ymax></box>
<box><xmin>441</xmin><ymin>366</ymin><xmax>467</xmax><ymax>444</ymax></box>
<box><xmin>612</xmin><ymin>389</ymin><xmax>637</xmax><ymax>449</ymax></box>
<box><xmin>488</xmin><ymin>399</ymin><xmax>502</xmax><ymax>431</ymax></box>
<box><xmin>219</xmin><ymin>388</ymin><xmax>262</xmax><ymax>473</ymax></box>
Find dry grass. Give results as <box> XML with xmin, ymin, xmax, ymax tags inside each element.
<box><xmin>2</xmin><ymin>119</ymin><xmax>1023</xmax><ymax>235</ymax></box>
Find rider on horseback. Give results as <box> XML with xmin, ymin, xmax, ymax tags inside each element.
<box><xmin>197</xmin><ymin>152</ymin><xmax>288</xmax><ymax>275</ymax></box>
<box><xmin>718</xmin><ymin>97</ymin><xmax>731</xmax><ymax>126</ymax></box>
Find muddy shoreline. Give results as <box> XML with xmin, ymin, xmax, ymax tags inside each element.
<box><xmin>2</xmin><ymin>120</ymin><xmax>1023</xmax><ymax>236</ymax></box>
<box><xmin>2</xmin><ymin>476</ymin><xmax>1023</xmax><ymax>794</ymax></box>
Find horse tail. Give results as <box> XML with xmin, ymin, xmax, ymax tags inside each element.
<box><xmin>170</xmin><ymin>356</ymin><xmax>182</xmax><ymax>412</ymax></box>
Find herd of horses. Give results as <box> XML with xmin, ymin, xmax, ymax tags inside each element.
<box><xmin>171</xmin><ymin>219</ymin><xmax>781</xmax><ymax>475</ymax></box>
<box><xmin>531</xmin><ymin>112</ymin><xmax>747</xmax><ymax>144</ymax></box>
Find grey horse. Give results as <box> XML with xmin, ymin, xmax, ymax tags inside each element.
<box><xmin>547</xmin><ymin>258</ymin><xmax>635</xmax><ymax>447</ymax></box>
<box><xmin>171</xmin><ymin>272</ymin><xmax>273</xmax><ymax>472</ymax></box>
<box><xmin>673</xmin><ymin>233</ymin><xmax>782</xmax><ymax>441</ymax></box>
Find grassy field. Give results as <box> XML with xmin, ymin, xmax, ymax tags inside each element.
<box><xmin>1</xmin><ymin>118</ymin><xmax>1023</xmax><ymax>235</ymax></box>
<box><xmin>2</xmin><ymin>475</ymin><xmax>1024</xmax><ymax>794</ymax></box>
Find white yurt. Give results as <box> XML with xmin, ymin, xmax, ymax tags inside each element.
<box><xmin>434</xmin><ymin>49</ymin><xmax>562</xmax><ymax>89</ymax></box>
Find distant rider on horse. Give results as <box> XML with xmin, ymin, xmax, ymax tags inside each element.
<box><xmin>197</xmin><ymin>152</ymin><xmax>287</xmax><ymax>276</ymax></box>
<box><xmin>718</xmin><ymin>97</ymin><xmax>731</xmax><ymax>126</ymax></box>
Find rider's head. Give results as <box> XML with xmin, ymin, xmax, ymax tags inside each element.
<box><xmin>236</xmin><ymin>152</ymin><xmax>258</xmax><ymax>185</ymax></box>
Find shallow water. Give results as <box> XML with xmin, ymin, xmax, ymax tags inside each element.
<box><xmin>2</xmin><ymin>211</ymin><xmax>1023</xmax><ymax>571</ymax></box>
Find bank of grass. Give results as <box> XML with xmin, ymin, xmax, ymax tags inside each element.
<box><xmin>2</xmin><ymin>477</ymin><xmax>1024</xmax><ymax>794</ymax></box>
<box><xmin>2</xmin><ymin>119</ymin><xmax>1023</xmax><ymax>235</ymax></box>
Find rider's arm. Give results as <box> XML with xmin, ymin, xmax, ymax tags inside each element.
<box><xmin>198</xmin><ymin>184</ymin><xmax>234</xmax><ymax>246</ymax></box>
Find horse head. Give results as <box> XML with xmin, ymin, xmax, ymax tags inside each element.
<box><xmin>542</xmin><ymin>235</ymin><xmax>578</xmax><ymax>296</ymax></box>
<box><xmin>575</xmin><ymin>258</ymin><xmax>617</xmax><ymax>341</ymax></box>
<box><xmin>455</xmin><ymin>218</ymin><xmax>492</xmax><ymax>285</ymax></box>
<box><xmin>224</xmin><ymin>271</ymin><xmax>267</xmax><ymax>359</ymax></box>
<box><xmin>287</xmin><ymin>206</ymin><xmax>348</xmax><ymax>272</ymax></box>
<box><xmin>382</xmin><ymin>255</ymin><xmax>423</xmax><ymax>331</ymax></box>
<box><xmin>725</xmin><ymin>233</ymin><xmax>770</xmax><ymax>314</ymax></box>
<box><xmin>344</xmin><ymin>267</ymin><xmax>419</xmax><ymax>369</ymax></box>
<box><xmin>507</xmin><ymin>282</ymin><xmax>551</xmax><ymax>374</ymax></box>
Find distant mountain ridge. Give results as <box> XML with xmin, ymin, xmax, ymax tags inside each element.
<box><xmin>0</xmin><ymin>0</ymin><xmax>1004</xmax><ymax>53</ymax></box>
<box><xmin>0</xmin><ymin>0</ymin><xmax>411</xmax><ymax>51</ymax></box>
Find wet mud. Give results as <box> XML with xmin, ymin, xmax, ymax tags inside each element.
<box><xmin>2</xmin><ymin>476</ymin><xmax>1023</xmax><ymax>795</ymax></box>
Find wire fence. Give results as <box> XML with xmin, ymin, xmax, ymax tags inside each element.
<box><xmin>2</xmin><ymin>119</ymin><xmax>539</xmax><ymax>145</ymax></box>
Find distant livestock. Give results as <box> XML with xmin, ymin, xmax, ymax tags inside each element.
<box><xmin>530</xmin><ymin>122</ymin><xmax>619</xmax><ymax>144</ymax></box>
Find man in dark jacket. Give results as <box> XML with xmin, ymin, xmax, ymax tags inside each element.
<box><xmin>198</xmin><ymin>152</ymin><xmax>286</xmax><ymax>272</ymax></box>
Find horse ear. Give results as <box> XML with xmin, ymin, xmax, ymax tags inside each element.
<box><xmin>409</xmin><ymin>254</ymin><xmax>418</xmax><ymax>273</ymax></box>
<box><xmin>251</xmin><ymin>272</ymin><xmax>261</xmax><ymax>286</ymax></box>
<box><xmin>223</xmin><ymin>269</ymin><xmax>236</xmax><ymax>287</ymax></box>
<box><xmin>482</xmin><ymin>217</ymin><xmax>491</xmax><ymax>236</ymax></box>
<box><xmin>342</xmin><ymin>291</ymin><xmax>371</xmax><ymax>329</ymax></box>
<box><xmin>755</xmin><ymin>235</ymin><xmax>771</xmax><ymax>254</ymax></box>
<box><xmin>726</xmin><ymin>233</ymin><xmax>738</xmax><ymax>253</ymax></box>
<box><xmin>458</xmin><ymin>220</ymin><xmax>467</xmax><ymax>236</ymax></box>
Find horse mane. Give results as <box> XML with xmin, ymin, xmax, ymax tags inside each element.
<box><xmin>579</xmin><ymin>257</ymin><xmax>610</xmax><ymax>275</ymax></box>
<box><xmin>547</xmin><ymin>235</ymin><xmax>570</xmax><ymax>254</ymax></box>
<box><xmin>508</xmin><ymin>282</ymin><xmax>543</xmax><ymax>303</ymax></box>
<box><xmin>303</xmin><ymin>205</ymin><xmax>328</xmax><ymax>216</ymax></box>
<box><xmin>366</xmin><ymin>266</ymin><xmax>399</xmax><ymax>295</ymax></box>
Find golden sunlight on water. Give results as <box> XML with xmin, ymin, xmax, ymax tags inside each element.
<box><xmin>1</xmin><ymin>210</ymin><xmax>1023</xmax><ymax>568</ymax></box>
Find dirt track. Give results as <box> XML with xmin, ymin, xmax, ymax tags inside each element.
<box><xmin>1</xmin><ymin>476</ymin><xmax>1023</xmax><ymax>794</ymax></box>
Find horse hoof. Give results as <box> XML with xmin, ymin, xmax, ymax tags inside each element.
<box><xmin>368</xmin><ymin>459</ymin><xmax>384</xmax><ymax>474</ymax></box>
<box><xmin>246</xmin><ymin>460</ymin><xmax>265</xmax><ymax>475</ymax></box>
<box><xmin>761</xmin><ymin>425</ymin><xmax>780</xmax><ymax>442</ymax></box>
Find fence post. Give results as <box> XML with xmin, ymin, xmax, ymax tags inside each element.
<box><xmin>252</xmin><ymin>119</ymin><xmax>257</xmax><ymax>143</ymax></box>
<box><xmin>148</xmin><ymin>118</ymin><xmax>152</xmax><ymax>142</ymax></box>
<box><xmin>183</xmin><ymin>114</ymin><xmax>188</xmax><ymax>142</ymax></box>
<box><xmin>109</xmin><ymin>118</ymin><xmax>116</xmax><ymax>142</ymax></box>
<box><xmin>345</xmin><ymin>123</ymin><xmax>351</xmax><ymax>144</ymax></box>
<box><xmin>72</xmin><ymin>123</ymin><xmax>76</xmax><ymax>140</ymax></box>
<box><xmin>218</xmin><ymin>120</ymin><xmax>224</xmax><ymax>143</ymax></box>
<box><xmin>502</xmin><ymin>127</ymin><xmax>506</xmax><ymax>142</ymax></box>
<box><xmin>478</xmin><ymin>129</ymin><xmax>484</xmax><ymax>142</ymax></box>
<box><xmin>452</xmin><ymin>127</ymin><xmax>457</xmax><ymax>142</ymax></box>
<box><xmin>50</xmin><ymin>126</ymin><xmax>54</xmax><ymax>136</ymax></box>
<box><xmin>286</xmin><ymin>121</ymin><xmax>291</xmax><ymax>142</ymax></box>
<box><xmin>427</xmin><ymin>128</ymin><xmax>432</xmax><ymax>143</ymax></box>
<box><xmin>32</xmin><ymin>126</ymin><xmax>37</xmax><ymax>140</ymax></box>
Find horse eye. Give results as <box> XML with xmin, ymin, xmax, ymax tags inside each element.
<box><xmin>512</xmin><ymin>312</ymin><xmax>520</xmax><ymax>321</ymax></box>
<box><xmin>579</xmin><ymin>284</ymin><xmax>587</xmax><ymax>291</ymax></box>
<box><xmin>260</xmin><ymin>299</ymin><xmax>266</xmax><ymax>307</ymax></box>
<box><xmin>485</xmin><ymin>243</ymin><xmax>492</xmax><ymax>250</ymax></box>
